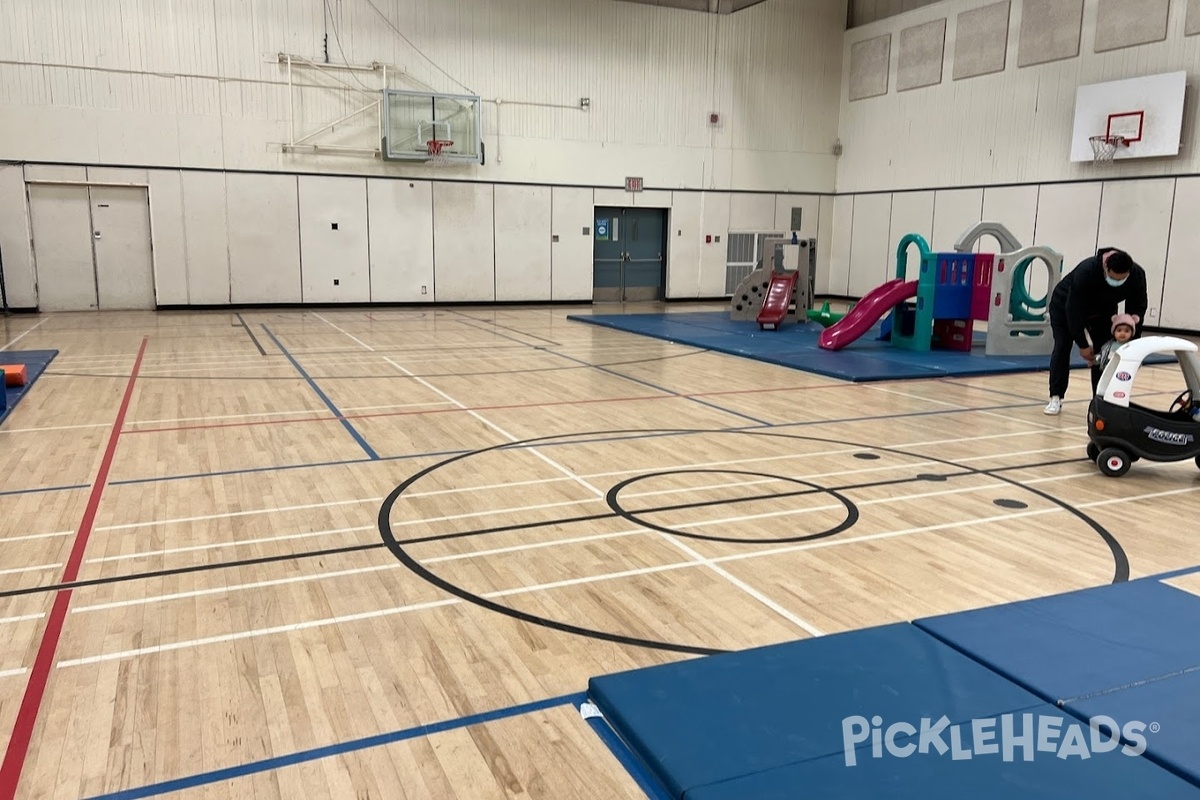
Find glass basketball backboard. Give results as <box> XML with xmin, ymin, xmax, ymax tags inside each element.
<box><xmin>381</xmin><ymin>89</ymin><xmax>483</xmax><ymax>165</ymax></box>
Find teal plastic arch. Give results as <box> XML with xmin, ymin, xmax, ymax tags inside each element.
<box><xmin>1009</xmin><ymin>255</ymin><xmax>1050</xmax><ymax>322</ymax></box>
<box><xmin>895</xmin><ymin>233</ymin><xmax>931</xmax><ymax>281</ymax></box>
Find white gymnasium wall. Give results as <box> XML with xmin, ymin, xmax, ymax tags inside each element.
<box><xmin>0</xmin><ymin>0</ymin><xmax>844</xmax><ymax>191</ymax></box>
<box><xmin>0</xmin><ymin>0</ymin><xmax>847</xmax><ymax>309</ymax></box>
<box><xmin>836</xmin><ymin>0</ymin><xmax>1200</xmax><ymax>191</ymax></box>
<box><xmin>831</xmin><ymin>0</ymin><xmax>1200</xmax><ymax>330</ymax></box>
<box><xmin>4</xmin><ymin>161</ymin><xmax>831</xmax><ymax>307</ymax></box>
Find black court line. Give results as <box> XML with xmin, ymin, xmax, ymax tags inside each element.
<box><xmin>378</xmin><ymin>428</ymin><xmax>1128</xmax><ymax>656</ymax></box>
<box><xmin>235</xmin><ymin>312</ymin><xmax>267</xmax><ymax>355</ymax></box>
<box><xmin>447</xmin><ymin>310</ymin><xmax>563</xmax><ymax>347</ymax></box>
<box><xmin>454</xmin><ymin>316</ymin><xmax>765</xmax><ymax>426</ymax></box>
<box><xmin>0</xmin><ymin>454</ymin><xmax>1093</xmax><ymax>602</ymax></box>
<box><xmin>0</xmin><ymin>398</ymin><xmax>1089</xmax><ymax>501</ymax></box>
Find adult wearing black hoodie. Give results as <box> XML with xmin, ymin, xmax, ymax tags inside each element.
<box><xmin>1044</xmin><ymin>247</ymin><xmax>1147</xmax><ymax>415</ymax></box>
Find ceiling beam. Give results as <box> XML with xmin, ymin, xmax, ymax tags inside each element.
<box><xmin>612</xmin><ymin>0</ymin><xmax>770</xmax><ymax>14</ymax></box>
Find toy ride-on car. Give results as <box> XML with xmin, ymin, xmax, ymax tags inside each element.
<box><xmin>1086</xmin><ymin>335</ymin><xmax>1200</xmax><ymax>478</ymax></box>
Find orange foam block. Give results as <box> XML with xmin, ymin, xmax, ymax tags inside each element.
<box><xmin>1</xmin><ymin>364</ymin><xmax>27</xmax><ymax>387</ymax></box>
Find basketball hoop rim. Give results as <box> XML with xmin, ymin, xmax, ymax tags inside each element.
<box><xmin>1088</xmin><ymin>133</ymin><xmax>1127</xmax><ymax>164</ymax></box>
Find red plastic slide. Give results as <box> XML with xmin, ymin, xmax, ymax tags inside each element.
<box><xmin>818</xmin><ymin>279</ymin><xmax>919</xmax><ymax>351</ymax></box>
<box><xmin>756</xmin><ymin>272</ymin><xmax>798</xmax><ymax>330</ymax></box>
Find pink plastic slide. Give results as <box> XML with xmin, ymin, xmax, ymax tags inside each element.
<box><xmin>818</xmin><ymin>279</ymin><xmax>919</xmax><ymax>351</ymax></box>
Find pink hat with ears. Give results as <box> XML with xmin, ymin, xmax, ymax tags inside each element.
<box><xmin>1111</xmin><ymin>313</ymin><xmax>1140</xmax><ymax>334</ymax></box>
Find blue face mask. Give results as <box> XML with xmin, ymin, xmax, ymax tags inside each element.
<box><xmin>1106</xmin><ymin>274</ymin><xmax>1128</xmax><ymax>287</ymax></box>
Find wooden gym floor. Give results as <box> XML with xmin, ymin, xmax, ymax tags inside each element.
<box><xmin>0</xmin><ymin>304</ymin><xmax>1198</xmax><ymax>799</ymax></box>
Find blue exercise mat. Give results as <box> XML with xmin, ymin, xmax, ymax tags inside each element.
<box><xmin>914</xmin><ymin>577</ymin><xmax>1200</xmax><ymax>705</ymax></box>
<box><xmin>684</xmin><ymin>731</ymin><xmax>1200</xmax><ymax>799</ymax></box>
<box><xmin>1066</xmin><ymin>667</ymin><xmax>1200</xmax><ymax>788</ymax></box>
<box><xmin>587</xmin><ymin>623</ymin><xmax>1046</xmax><ymax>799</ymax></box>
<box><xmin>0</xmin><ymin>349</ymin><xmax>57</xmax><ymax>426</ymax></box>
<box><xmin>567</xmin><ymin>312</ymin><xmax>1173</xmax><ymax>382</ymax></box>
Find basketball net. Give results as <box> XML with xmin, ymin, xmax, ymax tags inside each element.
<box><xmin>425</xmin><ymin>139</ymin><xmax>456</xmax><ymax>167</ymax></box>
<box><xmin>1089</xmin><ymin>135</ymin><xmax>1126</xmax><ymax>164</ymax></box>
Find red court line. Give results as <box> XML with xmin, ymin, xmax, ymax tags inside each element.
<box><xmin>0</xmin><ymin>336</ymin><xmax>148</xmax><ymax>800</ymax></box>
<box><xmin>123</xmin><ymin>383</ymin><xmax>843</xmax><ymax>435</ymax></box>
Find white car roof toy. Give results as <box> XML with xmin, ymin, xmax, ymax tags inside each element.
<box><xmin>1087</xmin><ymin>335</ymin><xmax>1200</xmax><ymax>477</ymax></box>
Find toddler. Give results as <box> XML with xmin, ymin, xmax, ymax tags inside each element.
<box><xmin>1097</xmin><ymin>312</ymin><xmax>1139</xmax><ymax>370</ymax></box>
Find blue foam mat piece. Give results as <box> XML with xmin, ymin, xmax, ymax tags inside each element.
<box><xmin>684</xmin><ymin>724</ymin><xmax>1200</xmax><ymax>799</ymax></box>
<box><xmin>1067</xmin><ymin>667</ymin><xmax>1200</xmax><ymax>788</ymax></box>
<box><xmin>0</xmin><ymin>349</ymin><xmax>57</xmax><ymax>426</ymax></box>
<box><xmin>567</xmin><ymin>312</ymin><xmax>1174</xmax><ymax>382</ymax></box>
<box><xmin>915</xmin><ymin>577</ymin><xmax>1200</xmax><ymax>706</ymax></box>
<box><xmin>587</xmin><ymin>623</ymin><xmax>1046</xmax><ymax>799</ymax></box>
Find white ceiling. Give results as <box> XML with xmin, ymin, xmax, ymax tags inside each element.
<box><xmin>612</xmin><ymin>0</ymin><xmax>771</xmax><ymax>14</ymax></box>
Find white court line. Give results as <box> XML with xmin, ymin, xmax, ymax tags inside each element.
<box><xmin>129</xmin><ymin>400</ymin><xmax>456</xmax><ymax>427</ymax></box>
<box><xmin>340</xmin><ymin>314</ymin><xmax>824</xmax><ymax>633</ymax></box>
<box><xmin>13</xmin><ymin>429</ymin><xmax>1103</xmax><ymax>564</ymax></box>
<box><xmin>0</xmin><ymin>613</ymin><xmax>45</xmax><ymax>625</ymax></box>
<box><xmin>0</xmin><ymin>400</ymin><xmax>456</xmax><ymax>435</ymax></box>
<box><xmin>373</xmin><ymin>328</ymin><xmax>825</xmax><ymax>636</ymax></box>
<box><xmin>67</xmin><ymin>468</ymin><xmax>1106</xmax><ymax>616</ymax></box>
<box><xmin>38</xmin><ymin>427</ymin><xmax>1085</xmax><ymax>545</ymax></box>
<box><xmin>0</xmin><ymin>530</ymin><xmax>74</xmax><ymax>544</ymax></box>
<box><xmin>865</xmin><ymin>385</ymin><xmax>1056</xmax><ymax>429</ymax></box>
<box><xmin>0</xmin><ymin>317</ymin><xmax>49</xmax><ymax>351</ymax></box>
<box><xmin>97</xmin><ymin>499</ymin><xmax>381</xmax><ymax>531</ymax></box>
<box><xmin>73</xmin><ymin>563</ymin><xmax>403</xmax><ymax>613</ymax></box>
<box><xmin>0</xmin><ymin>563</ymin><xmax>62</xmax><ymax>577</ymax></box>
<box><xmin>64</xmin><ymin>469</ymin><xmax>1156</xmax><ymax>668</ymax></box>
<box><xmin>56</xmin><ymin>598</ymin><xmax>463</xmax><ymax>668</ymax></box>
<box><xmin>86</xmin><ymin>495</ymin><xmax>597</xmax><ymax>563</ymax></box>
<box><xmin>312</xmin><ymin>313</ymin><xmax>376</xmax><ymax>352</ymax></box>
<box><xmin>660</xmin><ymin>532</ymin><xmax>824</xmax><ymax>636</ymax></box>
<box><xmin>0</xmin><ymin>667</ymin><xmax>29</xmax><ymax>679</ymax></box>
<box><xmin>0</xmin><ymin>422</ymin><xmax>110</xmax><ymax>435</ymax></box>
<box><xmin>85</xmin><ymin>526</ymin><xmax>373</xmax><ymax>563</ymax></box>
<box><xmin>68</xmin><ymin>479</ymin><xmax>1037</xmax><ymax>612</ymax></box>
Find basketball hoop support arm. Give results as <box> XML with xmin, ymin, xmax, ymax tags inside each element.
<box><xmin>274</xmin><ymin>53</ymin><xmax>389</xmax><ymax>157</ymax></box>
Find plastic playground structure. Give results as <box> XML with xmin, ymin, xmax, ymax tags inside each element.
<box><xmin>729</xmin><ymin>237</ymin><xmax>827</xmax><ymax>330</ymax></box>
<box><xmin>818</xmin><ymin>222</ymin><xmax>1063</xmax><ymax>357</ymax></box>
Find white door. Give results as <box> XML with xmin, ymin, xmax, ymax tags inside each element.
<box><xmin>29</xmin><ymin>185</ymin><xmax>98</xmax><ymax>311</ymax></box>
<box><xmin>91</xmin><ymin>186</ymin><xmax>155</xmax><ymax>309</ymax></box>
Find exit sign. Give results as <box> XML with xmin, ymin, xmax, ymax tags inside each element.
<box><xmin>625</xmin><ymin>176</ymin><xmax>644</xmax><ymax>192</ymax></box>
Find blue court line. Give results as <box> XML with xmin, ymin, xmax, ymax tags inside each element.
<box><xmin>86</xmin><ymin>692</ymin><xmax>586</xmax><ymax>800</ymax></box>
<box><xmin>260</xmin><ymin>324</ymin><xmax>379</xmax><ymax>460</ymax></box>
<box><xmin>0</xmin><ymin>397</ymin><xmax>1050</xmax><ymax>499</ymax></box>
<box><xmin>582</xmin><ymin>702</ymin><xmax>675</xmax><ymax>800</ymax></box>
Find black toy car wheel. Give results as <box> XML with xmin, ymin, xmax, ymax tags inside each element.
<box><xmin>1087</xmin><ymin>442</ymin><xmax>1100</xmax><ymax>461</ymax></box>
<box><xmin>1098</xmin><ymin>448</ymin><xmax>1131</xmax><ymax>478</ymax></box>
<box><xmin>1195</xmin><ymin>455</ymin><xmax>1200</xmax><ymax>471</ymax></box>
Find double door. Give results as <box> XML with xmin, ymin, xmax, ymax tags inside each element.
<box><xmin>28</xmin><ymin>184</ymin><xmax>156</xmax><ymax>311</ymax></box>
<box><xmin>593</xmin><ymin>207</ymin><xmax>667</xmax><ymax>302</ymax></box>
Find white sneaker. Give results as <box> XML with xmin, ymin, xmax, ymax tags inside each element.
<box><xmin>1044</xmin><ymin>396</ymin><xmax>1062</xmax><ymax>415</ymax></box>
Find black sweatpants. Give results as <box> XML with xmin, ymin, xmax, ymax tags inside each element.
<box><xmin>1048</xmin><ymin>318</ymin><xmax>1111</xmax><ymax>399</ymax></box>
